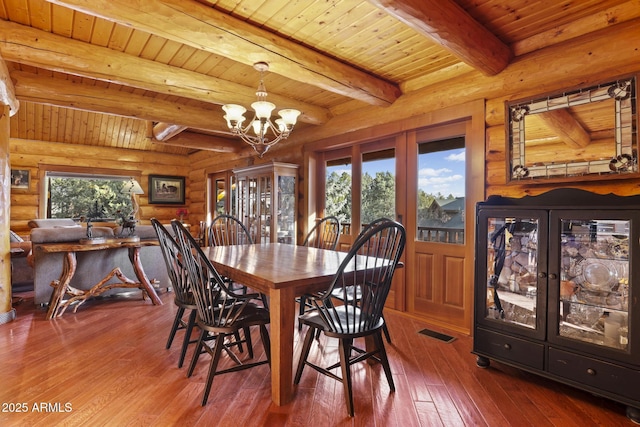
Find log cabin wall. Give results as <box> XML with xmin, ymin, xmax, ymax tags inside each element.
<box><xmin>9</xmin><ymin>139</ymin><xmax>190</xmax><ymax>236</ymax></box>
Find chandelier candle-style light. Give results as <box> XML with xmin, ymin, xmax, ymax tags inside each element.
<box><xmin>223</xmin><ymin>62</ymin><xmax>301</xmax><ymax>157</ymax></box>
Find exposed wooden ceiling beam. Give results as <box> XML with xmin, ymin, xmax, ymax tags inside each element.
<box><xmin>45</xmin><ymin>0</ymin><xmax>401</xmax><ymax>106</ymax></box>
<box><xmin>12</xmin><ymin>71</ymin><xmax>229</xmax><ymax>131</ymax></box>
<box><xmin>367</xmin><ymin>0</ymin><xmax>512</xmax><ymax>76</ymax></box>
<box><xmin>153</xmin><ymin>123</ymin><xmax>188</xmax><ymax>142</ymax></box>
<box><xmin>0</xmin><ymin>20</ymin><xmax>329</xmax><ymax>126</ymax></box>
<box><xmin>538</xmin><ymin>109</ymin><xmax>591</xmax><ymax>148</ymax></box>
<box><xmin>152</xmin><ymin>131</ymin><xmax>241</xmax><ymax>153</ymax></box>
<box><xmin>0</xmin><ymin>54</ymin><xmax>18</xmax><ymax>117</ymax></box>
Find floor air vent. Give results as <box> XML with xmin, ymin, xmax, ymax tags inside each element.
<box><xmin>419</xmin><ymin>328</ymin><xmax>456</xmax><ymax>343</ymax></box>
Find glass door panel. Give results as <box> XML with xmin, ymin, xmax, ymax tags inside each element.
<box><xmin>416</xmin><ymin>138</ymin><xmax>465</xmax><ymax>244</ymax></box>
<box><xmin>477</xmin><ymin>210</ymin><xmax>547</xmax><ymax>339</ymax></box>
<box><xmin>484</xmin><ymin>216</ymin><xmax>541</xmax><ymax>328</ymax></box>
<box><xmin>361</xmin><ymin>148</ymin><xmax>395</xmax><ymax>228</ymax></box>
<box><xmin>325</xmin><ymin>156</ymin><xmax>352</xmax><ymax>235</ymax></box>
<box><xmin>214</xmin><ymin>178</ymin><xmax>226</xmax><ymax>216</ymax></box>
<box><xmin>247</xmin><ymin>177</ymin><xmax>258</xmax><ymax>241</ymax></box>
<box><xmin>558</xmin><ymin>218</ymin><xmax>630</xmax><ymax>350</ymax></box>
<box><xmin>259</xmin><ymin>176</ymin><xmax>271</xmax><ymax>241</ymax></box>
<box><xmin>278</xmin><ymin>175</ymin><xmax>295</xmax><ymax>244</ymax></box>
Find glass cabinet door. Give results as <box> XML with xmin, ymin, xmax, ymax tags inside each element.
<box><xmin>277</xmin><ymin>175</ymin><xmax>295</xmax><ymax>244</ymax></box>
<box><xmin>259</xmin><ymin>176</ymin><xmax>271</xmax><ymax>242</ymax></box>
<box><xmin>477</xmin><ymin>210</ymin><xmax>547</xmax><ymax>339</ymax></box>
<box><xmin>551</xmin><ymin>212</ymin><xmax>632</xmax><ymax>354</ymax></box>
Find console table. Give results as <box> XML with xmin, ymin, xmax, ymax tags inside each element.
<box><xmin>41</xmin><ymin>240</ymin><xmax>163</xmax><ymax>319</ymax></box>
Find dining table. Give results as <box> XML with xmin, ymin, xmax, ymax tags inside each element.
<box><xmin>203</xmin><ymin>242</ymin><xmax>351</xmax><ymax>406</ymax></box>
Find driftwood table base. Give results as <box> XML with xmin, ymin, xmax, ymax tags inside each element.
<box><xmin>42</xmin><ymin>241</ymin><xmax>163</xmax><ymax>319</ymax></box>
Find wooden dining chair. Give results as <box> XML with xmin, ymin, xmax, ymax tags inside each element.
<box><xmin>335</xmin><ymin>217</ymin><xmax>394</xmax><ymax>343</ymax></box>
<box><xmin>207</xmin><ymin>214</ymin><xmax>253</xmax><ymax>246</ymax></box>
<box><xmin>152</xmin><ymin>218</ymin><xmax>197</xmax><ymax>369</ymax></box>
<box><xmin>302</xmin><ymin>215</ymin><xmax>341</xmax><ymax>249</ymax></box>
<box><xmin>172</xmin><ymin>220</ymin><xmax>271</xmax><ymax>406</ymax></box>
<box><xmin>294</xmin><ymin>219</ymin><xmax>406</xmax><ymax>416</ymax></box>
<box><xmin>207</xmin><ymin>214</ymin><xmax>269</xmax><ymax>307</ymax></box>
<box><xmin>297</xmin><ymin>216</ymin><xmax>341</xmax><ymax>327</ymax></box>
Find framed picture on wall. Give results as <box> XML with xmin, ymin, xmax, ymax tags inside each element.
<box><xmin>11</xmin><ymin>169</ymin><xmax>30</xmax><ymax>190</ymax></box>
<box><xmin>148</xmin><ymin>175</ymin><xmax>186</xmax><ymax>204</ymax></box>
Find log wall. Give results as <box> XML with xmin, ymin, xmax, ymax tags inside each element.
<box><xmin>9</xmin><ymin>139</ymin><xmax>190</xmax><ymax>236</ymax></box>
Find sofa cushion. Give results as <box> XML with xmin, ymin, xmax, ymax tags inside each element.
<box><xmin>30</xmin><ymin>226</ymin><xmax>114</xmax><ymax>244</ymax></box>
<box><xmin>28</xmin><ymin>218</ymin><xmax>80</xmax><ymax>229</ymax></box>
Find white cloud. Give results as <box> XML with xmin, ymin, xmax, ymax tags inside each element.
<box><xmin>418</xmin><ymin>172</ymin><xmax>464</xmax><ymax>197</ymax></box>
<box><xmin>419</xmin><ymin>174</ymin><xmax>463</xmax><ymax>186</ymax></box>
<box><xmin>419</xmin><ymin>167</ymin><xmax>452</xmax><ymax>177</ymax></box>
<box><xmin>445</xmin><ymin>151</ymin><xmax>465</xmax><ymax>162</ymax></box>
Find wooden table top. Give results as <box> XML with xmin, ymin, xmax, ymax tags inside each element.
<box><xmin>203</xmin><ymin>243</ymin><xmax>348</xmax><ymax>291</ymax></box>
<box><xmin>35</xmin><ymin>239</ymin><xmax>159</xmax><ymax>253</ymax></box>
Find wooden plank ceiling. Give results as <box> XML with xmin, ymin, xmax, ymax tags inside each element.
<box><xmin>0</xmin><ymin>0</ymin><xmax>636</xmax><ymax>155</ymax></box>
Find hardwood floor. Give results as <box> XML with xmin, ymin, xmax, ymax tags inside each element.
<box><xmin>0</xmin><ymin>290</ymin><xmax>634</xmax><ymax>426</ymax></box>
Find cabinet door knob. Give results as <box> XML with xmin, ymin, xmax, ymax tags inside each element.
<box><xmin>548</xmin><ymin>273</ymin><xmax>558</xmax><ymax>280</ymax></box>
<box><xmin>503</xmin><ymin>343</ymin><xmax>511</xmax><ymax>350</ymax></box>
<box><xmin>586</xmin><ymin>368</ymin><xmax>596</xmax><ymax>376</ymax></box>
<box><xmin>538</xmin><ymin>272</ymin><xmax>547</xmax><ymax>279</ymax></box>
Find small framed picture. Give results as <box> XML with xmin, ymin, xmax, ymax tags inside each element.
<box><xmin>148</xmin><ymin>175</ymin><xmax>186</xmax><ymax>205</ymax></box>
<box><xmin>11</xmin><ymin>169</ymin><xmax>30</xmax><ymax>190</ymax></box>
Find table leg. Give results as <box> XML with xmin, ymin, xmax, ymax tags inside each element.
<box><xmin>269</xmin><ymin>286</ymin><xmax>296</xmax><ymax>405</ymax></box>
<box><xmin>128</xmin><ymin>247</ymin><xmax>163</xmax><ymax>306</ymax></box>
<box><xmin>46</xmin><ymin>251</ymin><xmax>77</xmax><ymax>319</ymax></box>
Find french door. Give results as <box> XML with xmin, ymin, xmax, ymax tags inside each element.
<box><xmin>405</xmin><ymin>122</ymin><xmax>476</xmax><ymax>332</ymax></box>
<box><xmin>318</xmin><ymin>120</ymin><xmax>480</xmax><ymax>332</ymax></box>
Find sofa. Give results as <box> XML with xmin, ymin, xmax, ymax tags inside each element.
<box><xmin>10</xmin><ymin>230</ymin><xmax>34</xmax><ymax>291</ymax></box>
<box><xmin>28</xmin><ymin>219</ymin><xmax>171</xmax><ymax>306</ymax></box>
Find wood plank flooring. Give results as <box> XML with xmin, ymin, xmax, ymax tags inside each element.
<box><xmin>0</xmin><ymin>290</ymin><xmax>634</xmax><ymax>426</ymax></box>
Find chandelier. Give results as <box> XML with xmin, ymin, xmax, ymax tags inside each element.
<box><xmin>222</xmin><ymin>62</ymin><xmax>301</xmax><ymax>157</ymax></box>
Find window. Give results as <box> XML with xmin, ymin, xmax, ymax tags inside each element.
<box><xmin>416</xmin><ymin>137</ymin><xmax>465</xmax><ymax>243</ymax></box>
<box><xmin>361</xmin><ymin>148</ymin><xmax>395</xmax><ymax>225</ymax></box>
<box><xmin>46</xmin><ymin>172</ymin><xmax>134</xmax><ymax>220</ymax></box>
<box><xmin>325</xmin><ymin>156</ymin><xmax>352</xmax><ymax>227</ymax></box>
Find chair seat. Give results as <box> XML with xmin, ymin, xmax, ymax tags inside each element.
<box><xmin>198</xmin><ymin>302</ymin><xmax>270</xmax><ymax>333</ymax></box>
<box><xmin>174</xmin><ymin>293</ymin><xmax>196</xmax><ymax>309</ymax></box>
<box><xmin>299</xmin><ymin>306</ymin><xmax>384</xmax><ymax>339</ymax></box>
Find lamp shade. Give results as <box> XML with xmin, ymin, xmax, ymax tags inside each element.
<box><xmin>122</xmin><ymin>179</ymin><xmax>144</xmax><ymax>195</ymax></box>
<box><xmin>222</xmin><ymin>104</ymin><xmax>247</xmax><ymax>128</ymax></box>
<box><xmin>278</xmin><ymin>108</ymin><xmax>301</xmax><ymax>125</ymax></box>
<box><xmin>251</xmin><ymin>101</ymin><xmax>276</xmax><ymax>119</ymax></box>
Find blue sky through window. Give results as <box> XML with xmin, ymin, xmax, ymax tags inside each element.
<box><xmin>418</xmin><ymin>149</ymin><xmax>465</xmax><ymax>197</ymax></box>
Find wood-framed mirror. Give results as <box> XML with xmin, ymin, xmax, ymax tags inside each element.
<box><xmin>507</xmin><ymin>76</ymin><xmax>637</xmax><ymax>183</ymax></box>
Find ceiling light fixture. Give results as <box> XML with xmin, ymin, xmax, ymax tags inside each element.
<box><xmin>222</xmin><ymin>62</ymin><xmax>301</xmax><ymax>157</ymax></box>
